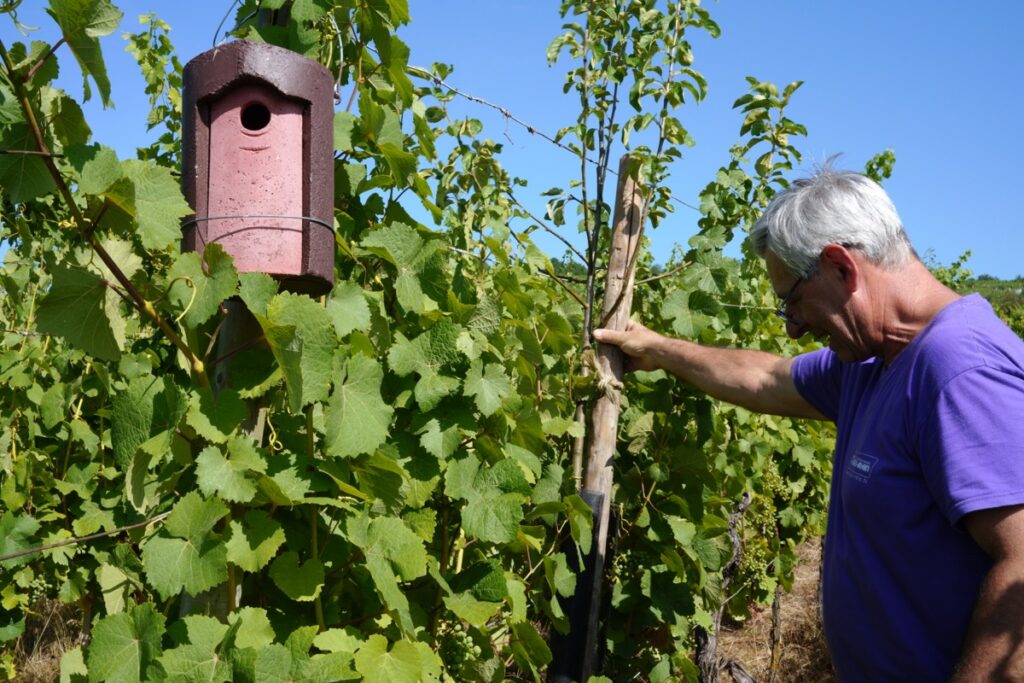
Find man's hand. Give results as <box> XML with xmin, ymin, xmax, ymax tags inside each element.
<box><xmin>592</xmin><ymin>320</ymin><xmax>664</xmax><ymax>372</ymax></box>
<box><xmin>594</xmin><ymin>319</ymin><xmax>822</xmax><ymax>419</ymax></box>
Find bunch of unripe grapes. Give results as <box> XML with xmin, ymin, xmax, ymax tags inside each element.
<box><xmin>437</xmin><ymin>619</ymin><xmax>483</xmax><ymax>676</ymax></box>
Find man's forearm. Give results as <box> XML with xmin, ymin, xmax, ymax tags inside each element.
<box><xmin>951</xmin><ymin>559</ymin><xmax>1024</xmax><ymax>682</ymax></box>
<box><xmin>645</xmin><ymin>336</ymin><xmax>820</xmax><ymax>419</ymax></box>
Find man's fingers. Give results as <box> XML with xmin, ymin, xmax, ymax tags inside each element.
<box><xmin>593</xmin><ymin>327</ymin><xmax>624</xmax><ymax>345</ymax></box>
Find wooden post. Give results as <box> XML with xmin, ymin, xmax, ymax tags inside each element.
<box><xmin>579</xmin><ymin>154</ymin><xmax>645</xmax><ymax>680</ymax></box>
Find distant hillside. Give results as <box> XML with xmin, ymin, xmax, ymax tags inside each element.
<box><xmin>964</xmin><ymin>276</ymin><xmax>1024</xmax><ymax>336</ymax></box>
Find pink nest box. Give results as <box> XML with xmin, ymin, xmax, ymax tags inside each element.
<box><xmin>181</xmin><ymin>40</ymin><xmax>335</xmax><ymax>296</ymax></box>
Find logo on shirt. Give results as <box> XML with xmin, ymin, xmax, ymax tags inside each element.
<box><xmin>847</xmin><ymin>453</ymin><xmax>878</xmax><ymax>483</ymax></box>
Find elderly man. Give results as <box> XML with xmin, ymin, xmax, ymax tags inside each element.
<box><xmin>594</xmin><ymin>167</ymin><xmax>1024</xmax><ymax>682</ymax></box>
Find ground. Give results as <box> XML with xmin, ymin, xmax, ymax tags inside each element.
<box><xmin>719</xmin><ymin>538</ymin><xmax>835</xmax><ymax>682</ymax></box>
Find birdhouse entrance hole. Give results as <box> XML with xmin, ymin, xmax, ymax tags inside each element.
<box><xmin>241</xmin><ymin>101</ymin><xmax>271</xmax><ymax>131</ymax></box>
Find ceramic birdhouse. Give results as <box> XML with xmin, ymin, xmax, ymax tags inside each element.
<box><xmin>181</xmin><ymin>40</ymin><xmax>335</xmax><ymax>296</ymax></box>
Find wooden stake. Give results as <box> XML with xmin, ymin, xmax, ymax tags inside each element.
<box><xmin>579</xmin><ymin>154</ymin><xmax>645</xmax><ymax>680</ymax></box>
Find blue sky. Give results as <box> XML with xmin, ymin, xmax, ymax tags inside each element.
<box><xmin>3</xmin><ymin>1</ymin><xmax>1022</xmax><ymax>277</ymax></box>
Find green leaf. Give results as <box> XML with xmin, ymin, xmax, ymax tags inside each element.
<box><xmin>163</xmin><ymin>492</ymin><xmax>228</xmax><ymax>543</ymax></box>
<box><xmin>463</xmin><ymin>360</ymin><xmax>511</xmax><ymax>416</ymax></box>
<box><xmin>269</xmin><ymin>551</ymin><xmax>324</xmax><ymax>601</ymax></box>
<box><xmin>354</xmin><ymin>635</ymin><xmax>439</xmax><ymax>683</ymax></box>
<box><xmin>543</xmin><ymin>553</ymin><xmax>576</xmax><ymax>598</ymax></box>
<box><xmin>334</xmin><ymin>111</ymin><xmax>357</xmax><ymax>153</ymax></box>
<box><xmin>323</xmin><ymin>355</ymin><xmax>393</xmax><ymax>458</ymax></box>
<box><xmin>66</xmin><ymin>143</ymin><xmax>122</xmax><ymax>194</ymax></box>
<box><xmin>86</xmin><ymin>238</ymin><xmax>143</xmax><ymax>282</ymax></box>
<box><xmin>360</xmin><ymin>223</ymin><xmax>445</xmax><ymax>314</ymax></box>
<box><xmin>36</xmin><ymin>265</ymin><xmax>121</xmax><ymax>361</ymax></box>
<box><xmin>0</xmin><ymin>123</ymin><xmax>57</xmax><ymax>202</ymax></box>
<box><xmin>229</xmin><ymin>607</ymin><xmax>276</xmax><ymax>650</ymax></box>
<box><xmin>127</xmin><ymin>159</ymin><xmax>192</xmax><ymax>251</ymax></box>
<box><xmin>111</xmin><ymin>374</ymin><xmax>186</xmax><ymax>468</ymax></box>
<box><xmin>328</xmin><ymin>282</ymin><xmax>372</xmax><ymax>338</ymax></box>
<box><xmin>225</xmin><ymin>510</ymin><xmax>286</xmax><ymax>573</ymax></box>
<box><xmin>86</xmin><ymin>603</ymin><xmax>165</xmax><ymax>683</ymax></box>
<box><xmin>195</xmin><ymin>437</ymin><xmax>267</xmax><ymax>503</ymax></box>
<box><xmin>97</xmin><ymin>563</ymin><xmax>132</xmax><ymax>615</ymax></box>
<box><xmin>0</xmin><ymin>511</ymin><xmax>40</xmax><ymax>568</ymax></box>
<box><xmin>258</xmin><ymin>293</ymin><xmax>336</xmax><ymax>412</ymax></box>
<box><xmin>238</xmin><ymin>272</ymin><xmax>278</xmax><ymax>317</ymax></box>
<box><xmin>510</xmin><ymin>621</ymin><xmax>552</xmax><ymax>670</ymax></box>
<box><xmin>462</xmin><ymin>493</ymin><xmax>524</xmax><ymax>545</ymax></box>
<box><xmin>167</xmin><ymin>245</ymin><xmax>239</xmax><ymax>328</ymax></box>
<box><xmin>359</xmin><ymin>516</ymin><xmax>427</xmax><ymax>581</ymax></box>
<box><xmin>142</xmin><ymin>535</ymin><xmax>228</xmax><ymax>600</ymax></box>
<box><xmin>387</xmin><ymin>319</ymin><xmax>462</xmax><ymax>377</ymax></box>
<box><xmin>452</xmin><ymin>560</ymin><xmax>507</xmax><ymax>602</ymax></box>
<box><xmin>47</xmin><ymin>0</ymin><xmax>123</xmax><ymax>107</ymax></box>
<box><xmin>443</xmin><ymin>593</ymin><xmax>501</xmax><ymax>627</ymax></box>
<box><xmin>158</xmin><ymin>616</ymin><xmax>232</xmax><ymax>683</ymax></box>
<box><xmin>186</xmin><ymin>388</ymin><xmax>248</xmax><ymax>444</ymax></box>
<box><xmin>59</xmin><ymin>647</ymin><xmax>88</xmax><ymax>683</ymax></box>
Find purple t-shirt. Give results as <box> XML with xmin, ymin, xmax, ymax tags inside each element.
<box><xmin>792</xmin><ymin>294</ymin><xmax>1024</xmax><ymax>682</ymax></box>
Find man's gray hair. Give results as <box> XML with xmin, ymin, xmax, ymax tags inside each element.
<box><xmin>750</xmin><ymin>165</ymin><xmax>916</xmax><ymax>277</ymax></box>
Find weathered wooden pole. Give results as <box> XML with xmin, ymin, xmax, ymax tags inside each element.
<box><xmin>578</xmin><ymin>154</ymin><xmax>644</xmax><ymax>680</ymax></box>
<box><xmin>548</xmin><ymin>154</ymin><xmax>644</xmax><ymax>682</ymax></box>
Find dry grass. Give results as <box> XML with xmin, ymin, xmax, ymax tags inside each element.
<box><xmin>718</xmin><ymin>538</ymin><xmax>835</xmax><ymax>683</ymax></box>
<box><xmin>8</xmin><ymin>599</ymin><xmax>82</xmax><ymax>683</ymax></box>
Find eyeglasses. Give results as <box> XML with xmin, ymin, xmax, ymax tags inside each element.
<box><xmin>775</xmin><ymin>274</ymin><xmax>810</xmax><ymax>325</ymax></box>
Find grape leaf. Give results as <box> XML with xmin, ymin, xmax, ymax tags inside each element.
<box><xmin>462</xmin><ymin>492</ymin><xmax>524</xmax><ymax>545</ymax></box>
<box><xmin>269</xmin><ymin>552</ymin><xmax>324</xmax><ymax>601</ymax></box>
<box><xmin>0</xmin><ymin>124</ymin><xmax>57</xmax><ymax>202</ymax></box>
<box><xmin>195</xmin><ymin>437</ymin><xmax>267</xmax><ymax>503</ymax></box>
<box><xmin>122</xmin><ymin>159</ymin><xmax>191</xmax><ymax>251</ymax></box>
<box><xmin>46</xmin><ymin>0</ymin><xmax>123</xmax><ymax>107</ymax></box>
<box><xmin>158</xmin><ymin>615</ymin><xmax>232</xmax><ymax>683</ymax></box>
<box><xmin>186</xmin><ymin>388</ymin><xmax>248</xmax><ymax>444</ymax></box>
<box><xmin>238</xmin><ymin>272</ymin><xmax>278</xmax><ymax>318</ymax></box>
<box><xmin>164</xmin><ymin>491</ymin><xmax>229</xmax><ymax>543</ymax></box>
<box><xmin>323</xmin><ymin>355</ymin><xmax>393</xmax><ymax>458</ymax></box>
<box><xmin>225</xmin><ymin>510</ymin><xmax>286</xmax><ymax>573</ymax></box>
<box><xmin>96</xmin><ymin>563</ymin><xmax>131</xmax><ymax>615</ymax></box>
<box><xmin>464</xmin><ymin>360</ymin><xmax>511</xmax><ymax>416</ymax></box>
<box><xmin>327</xmin><ymin>281</ymin><xmax>371</xmax><ymax>338</ymax></box>
<box><xmin>167</xmin><ymin>245</ymin><xmax>239</xmax><ymax>329</ymax></box>
<box><xmin>36</xmin><ymin>265</ymin><xmax>121</xmax><ymax>361</ymax></box>
<box><xmin>111</xmin><ymin>374</ymin><xmax>186</xmax><ymax>467</ymax></box>
<box><xmin>360</xmin><ymin>222</ymin><xmax>446</xmax><ymax>313</ymax></box>
<box><xmin>443</xmin><ymin>593</ymin><xmax>501</xmax><ymax>627</ymax></box>
<box><xmin>228</xmin><ymin>607</ymin><xmax>276</xmax><ymax>650</ymax></box>
<box><xmin>142</xmin><ymin>535</ymin><xmax>228</xmax><ymax>601</ymax></box>
<box><xmin>0</xmin><ymin>511</ymin><xmax>40</xmax><ymax>569</ymax></box>
<box><xmin>258</xmin><ymin>292</ymin><xmax>336</xmax><ymax>412</ymax></box>
<box><xmin>354</xmin><ymin>635</ymin><xmax>438</xmax><ymax>683</ymax></box>
<box><xmin>66</xmin><ymin>143</ymin><xmax>122</xmax><ymax>194</ymax></box>
<box><xmin>86</xmin><ymin>603</ymin><xmax>165</xmax><ymax>683</ymax></box>
<box><xmin>59</xmin><ymin>646</ymin><xmax>88</xmax><ymax>683</ymax></box>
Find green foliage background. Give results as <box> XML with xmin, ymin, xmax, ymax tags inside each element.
<box><xmin>0</xmin><ymin>0</ymin><xmax>931</xmax><ymax>680</ymax></box>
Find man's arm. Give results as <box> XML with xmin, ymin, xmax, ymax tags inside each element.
<box><xmin>592</xmin><ymin>320</ymin><xmax>825</xmax><ymax>420</ymax></box>
<box><xmin>951</xmin><ymin>504</ymin><xmax>1024</xmax><ymax>682</ymax></box>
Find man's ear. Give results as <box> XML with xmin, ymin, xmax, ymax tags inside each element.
<box><xmin>820</xmin><ymin>243</ymin><xmax>859</xmax><ymax>292</ymax></box>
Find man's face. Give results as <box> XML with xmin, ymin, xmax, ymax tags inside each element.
<box><xmin>765</xmin><ymin>250</ymin><xmax>870</xmax><ymax>363</ymax></box>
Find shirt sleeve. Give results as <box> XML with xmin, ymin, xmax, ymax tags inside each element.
<box><xmin>791</xmin><ymin>348</ymin><xmax>844</xmax><ymax>422</ymax></box>
<box><xmin>920</xmin><ymin>365</ymin><xmax>1024</xmax><ymax>525</ymax></box>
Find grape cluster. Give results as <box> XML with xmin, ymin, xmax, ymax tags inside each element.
<box><xmin>437</xmin><ymin>620</ymin><xmax>483</xmax><ymax>679</ymax></box>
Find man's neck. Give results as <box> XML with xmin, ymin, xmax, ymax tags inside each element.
<box><xmin>875</xmin><ymin>259</ymin><xmax>961</xmax><ymax>363</ymax></box>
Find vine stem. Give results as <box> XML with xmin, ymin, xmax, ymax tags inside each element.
<box><xmin>0</xmin><ymin>39</ymin><xmax>210</xmax><ymax>390</ymax></box>
<box><xmin>306</xmin><ymin>406</ymin><xmax>326</xmax><ymax>631</ymax></box>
